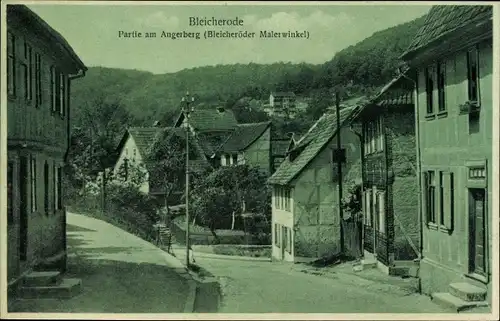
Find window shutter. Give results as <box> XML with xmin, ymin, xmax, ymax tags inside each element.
<box><xmin>443</xmin><ymin>172</ymin><xmax>453</xmax><ymax>231</ymax></box>
<box><xmin>378</xmin><ymin>191</ymin><xmax>386</xmax><ymax>233</ymax></box>
<box><xmin>365</xmin><ymin>189</ymin><xmax>371</xmax><ymax>226</ymax></box>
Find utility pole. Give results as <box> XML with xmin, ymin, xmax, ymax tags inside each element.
<box><xmin>335</xmin><ymin>90</ymin><xmax>345</xmax><ymax>254</ymax></box>
<box><xmin>181</xmin><ymin>92</ymin><xmax>195</xmax><ymax>268</ymax></box>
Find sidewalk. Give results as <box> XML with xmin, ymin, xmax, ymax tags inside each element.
<box><xmin>9</xmin><ymin>213</ymin><xmax>194</xmax><ymax>313</ymax></box>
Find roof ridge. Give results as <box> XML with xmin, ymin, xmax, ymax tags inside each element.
<box><xmin>237</xmin><ymin>121</ymin><xmax>271</xmax><ymax>127</ymax></box>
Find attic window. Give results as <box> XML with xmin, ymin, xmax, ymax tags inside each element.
<box><xmin>332</xmin><ymin>148</ymin><xmax>346</xmax><ymax>164</ymax></box>
<box><xmin>217</xmin><ymin>107</ymin><xmax>225</xmax><ymax>113</ymax></box>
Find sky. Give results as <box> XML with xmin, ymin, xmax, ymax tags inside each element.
<box><xmin>28</xmin><ymin>2</ymin><xmax>432</xmax><ymax>74</ymax></box>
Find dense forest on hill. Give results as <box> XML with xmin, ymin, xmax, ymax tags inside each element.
<box><xmin>67</xmin><ymin>13</ymin><xmax>426</xmax><ymax>181</ymax></box>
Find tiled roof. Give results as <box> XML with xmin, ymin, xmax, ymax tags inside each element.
<box><xmin>402</xmin><ymin>5</ymin><xmax>493</xmax><ymax>59</ymax></box>
<box><xmin>268</xmin><ymin>98</ymin><xmax>366</xmax><ymax>186</ymax></box>
<box><xmin>175</xmin><ymin>108</ymin><xmax>239</xmax><ymax>131</ymax></box>
<box><xmin>197</xmin><ymin>131</ymin><xmax>233</xmax><ymax>155</ymax></box>
<box><xmin>128</xmin><ymin>127</ymin><xmax>163</xmax><ymax>156</ymax></box>
<box><xmin>218</xmin><ymin>122</ymin><xmax>271</xmax><ymax>153</ymax></box>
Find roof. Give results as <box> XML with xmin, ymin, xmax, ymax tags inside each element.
<box><xmin>216</xmin><ymin>122</ymin><xmax>271</xmax><ymax>153</ymax></box>
<box><xmin>8</xmin><ymin>5</ymin><xmax>87</xmax><ymax>71</ymax></box>
<box><xmin>271</xmin><ymin>92</ymin><xmax>296</xmax><ymax>97</ymax></box>
<box><xmin>349</xmin><ymin>73</ymin><xmax>414</xmax><ymax>121</ymax></box>
<box><xmin>402</xmin><ymin>5</ymin><xmax>493</xmax><ymax>60</ymax></box>
<box><xmin>197</xmin><ymin>131</ymin><xmax>233</xmax><ymax>155</ymax></box>
<box><xmin>127</xmin><ymin>127</ymin><xmax>163</xmax><ymax>156</ymax></box>
<box><xmin>174</xmin><ymin>108</ymin><xmax>239</xmax><ymax>131</ymax></box>
<box><xmin>268</xmin><ymin>100</ymin><xmax>364</xmax><ymax>186</ymax></box>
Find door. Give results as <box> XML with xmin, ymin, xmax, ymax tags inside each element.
<box><xmin>469</xmin><ymin>188</ymin><xmax>486</xmax><ymax>276</ymax></box>
<box><xmin>19</xmin><ymin>156</ymin><xmax>28</xmax><ymax>261</ymax></box>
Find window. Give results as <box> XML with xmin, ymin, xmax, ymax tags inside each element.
<box><xmin>7</xmin><ymin>32</ymin><xmax>16</xmax><ymax>97</ymax></box>
<box><xmin>225</xmin><ymin>155</ymin><xmax>231</xmax><ymax>166</ymax></box>
<box><xmin>57</xmin><ymin>167</ymin><xmax>62</xmax><ymax>210</ymax></box>
<box><xmin>425</xmin><ymin>66</ymin><xmax>434</xmax><ymax>114</ymax></box>
<box><xmin>377</xmin><ymin>117</ymin><xmax>384</xmax><ymax>150</ymax></box>
<box><xmin>44</xmin><ymin>161</ymin><xmax>49</xmax><ymax>215</ymax></box>
<box><xmin>59</xmin><ymin>73</ymin><xmax>66</xmax><ymax>116</ymax></box>
<box><xmin>35</xmin><ymin>53</ymin><xmax>42</xmax><ymax>107</ymax></box>
<box><xmin>440</xmin><ymin>171</ymin><xmax>454</xmax><ymax>231</ymax></box>
<box><xmin>232</xmin><ymin>154</ymin><xmax>238</xmax><ymax>165</ymax></box>
<box><xmin>221</xmin><ymin>155</ymin><xmax>226</xmax><ymax>166</ymax></box>
<box><xmin>274</xmin><ymin>186</ymin><xmax>292</xmax><ymax>211</ymax></box>
<box><xmin>53</xmin><ymin>164</ymin><xmax>58</xmax><ymax>211</ymax></box>
<box><xmin>30</xmin><ymin>156</ymin><xmax>37</xmax><ymax>213</ymax></box>
<box><xmin>7</xmin><ymin>162</ymin><xmax>14</xmax><ymax>225</ymax></box>
<box><xmin>283</xmin><ymin>227</ymin><xmax>288</xmax><ymax>252</ymax></box>
<box><xmin>50</xmin><ymin>66</ymin><xmax>57</xmax><ymax>112</ymax></box>
<box><xmin>274</xmin><ymin>223</ymin><xmax>280</xmax><ymax>248</ymax></box>
<box><xmin>437</xmin><ymin>61</ymin><xmax>446</xmax><ymax>112</ymax></box>
<box><xmin>332</xmin><ymin>148</ymin><xmax>346</xmax><ymax>164</ymax></box>
<box><xmin>378</xmin><ymin>191</ymin><xmax>386</xmax><ymax>233</ymax></box>
<box><xmin>288</xmin><ymin>227</ymin><xmax>292</xmax><ymax>253</ymax></box>
<box><xmin>469</xmin><ymin>167</ymin><xmax>486</xmax><ymax>179</ymax></box>
<box><xmin>424</xmin><ymin>171</ymin><xmax>436</xmax><ymax>224</ymax></box>
<box><xmin>123</xmin><ymin>159</ymin><xmax>129</xmax><ymax>181</ymax></box>
<box><xmin>364</xmin><ymin>189</ymin><xmax>372</xmax><ymax>226</ymax></box>
<box><xmin>467</xmin><ymin>46</ymin><xmax>479</xmax><ymax>103</ymax></box>
<box><xmin>364</xmin><ymin>117</ymin><xmax>384</xmax><ymax>155</ymax></box>
<box><xmin>24</xmin><ymin>42</ymin><xmax>33</xmax><ymax>101</ymax></box>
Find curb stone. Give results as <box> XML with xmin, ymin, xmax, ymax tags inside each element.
<box><xmin>157</xmin><ymin>251</ymin><xmax>199</xmax><ymax>313</ymax></box>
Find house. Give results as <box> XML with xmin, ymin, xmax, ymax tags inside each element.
<box><xmin>211</xmin><ymin>121</ymin><xmax>272</xmax><ymax>174</ymax></box>
<box><xmin>269</xmin><ymin>92</ymin><xmax>296</xmax><ymax>118</ymax></box>
<box><xmin>349</xmin><ymin>74</ymin><xmax>419</xmax><ymax>274</ymax></box>
<box><xmin>113</xmin><ymin>126</ymin><xmax>209</xmax><ymax>203</ymax></box>
<box><xmin>112</xmin><ymin>127</ymin><xmax>163</xmax><ymax>194</ymax></box>
<box><xmin>401</xmin><ymin>5</ymin><xmax>494</xmax><ymax>308</ymax></box>
<box><xmin>173</xmin><ymin>106</ymin><xmax>278</xmax><ymax>174</ymax></box>
<box><xmin>267</xmin><ymin>101</ymin><xmax>364</xmax><ymax>262</ymax></box>
<box><xmin>6</xmin><ymin>5</ymin><xmax>87</xmax><ymax>287</ymax></box>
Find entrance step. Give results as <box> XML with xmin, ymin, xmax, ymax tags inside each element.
<box><xmin>449</xmin><ymin>282</ymin><xmax>487</xmax><ymax>302</ymax></box>
<box><xmin>431</xmin><ymin>292</ymin><xmax>489</xmax><ymax>312</ymax></box>
<box><xmin>23</xmin><ymin>271</ymin><xmax>62</xmax><ymax>287</ymax></box>
<box><xmin>360</xmin><ymin>259</ymin><xmax>377</xmax><ymax>269</ymax></box>
<box><xmin>388</xmin><ymin>266</ymin><xmax>410</xmax><ymax>277</ymax></box>
<box><xmin>19</xmin><ymin>278</ymin><xmax>82</xmax><ymax>300</ymax></box>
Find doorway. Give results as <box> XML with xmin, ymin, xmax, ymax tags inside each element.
<box><xmin>469</xmin><ymin>188</ymin><xmax>487</xmax><ymax>276</ymax></box>
<box><xmin>19</xmin><ymin>156</ymin><xmax>28</xmax><ymax>261</ymax></box>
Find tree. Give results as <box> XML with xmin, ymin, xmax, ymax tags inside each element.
<box><xmin>67</xmin><ymin>94</ymin><xmax>133</xmax><ymax>178</ymax></box>
<box><xmin>146</xmin><ymin>129</ymin><xmax>187</xmax><ymax>213</ymax></box>
<box><xmin>191</xmin><ymin>165</ymin><xmax>271</xmax><ymax>243</ymax></box>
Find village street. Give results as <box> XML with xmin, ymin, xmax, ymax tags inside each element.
<box><xmin>172</xmin><ymin>247</ymin><xmax>448</xmax><ymax>313</ymax></box>
<box><xmin>9</xmin><ymin>213</ymin><xmax>190</xmax><ymax>313</ymax></box>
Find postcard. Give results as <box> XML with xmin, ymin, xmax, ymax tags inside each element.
<box><xmin>1</xmin><ymin>1</ymin><xmax>498</xmax><ymax>320</ymax></box>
